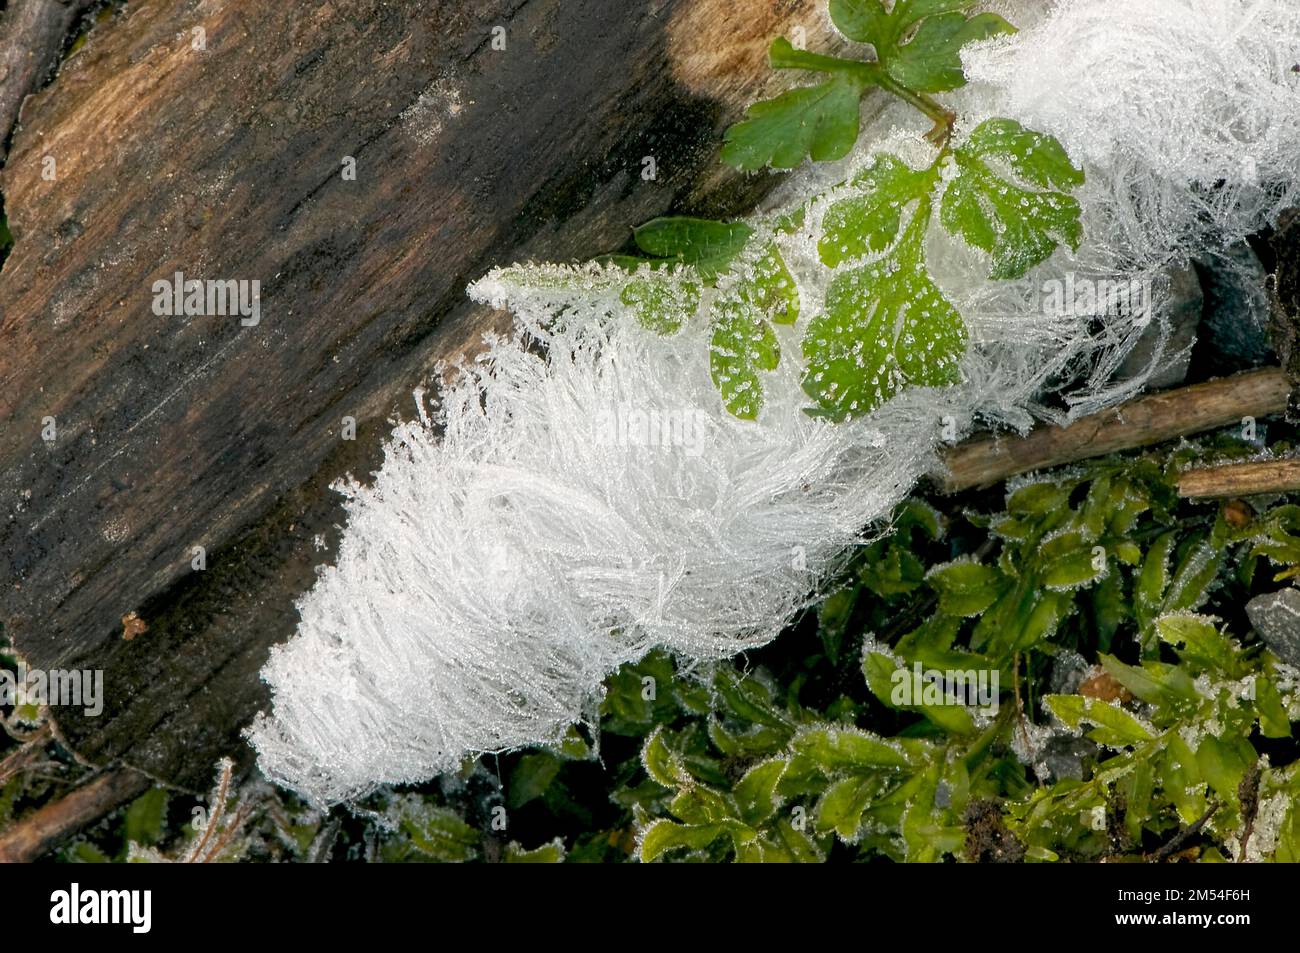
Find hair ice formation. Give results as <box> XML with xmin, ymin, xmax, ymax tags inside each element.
<box><xmin>250</xmin><ymin>0</ymin><xmax>1300</xmax><ymax>804</ymax></box>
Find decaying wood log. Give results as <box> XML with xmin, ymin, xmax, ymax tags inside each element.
<box><xmin>938</xmin><ymin>368</ymin><xmax>1291</xmax><ymax>493</ymax></box>
<box><xmin>0</xmin><ymin>0</ymin><xmax>97</xmax><ymax>148</ymax></box>
<box><xmin>0</xmin><ymin>0</ymin><xmax>852</xmax><ymax>790</ymax></box>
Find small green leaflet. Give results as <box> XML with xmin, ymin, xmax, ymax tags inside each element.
<box><xmin>707</xmin><ymin>243</ymin><xmax>800</xmax><ymax>419</ymax></box>
<box><xmin>619</xmin><ymin>275</ymin><xmax>700</xmax><ymax>334</ymax></box>
<box><xmin>828</xmin><ymin>0</ymin><xmax>1014</xmax><ymax>94</ymax></box>
<box><xmin>709</xmin><ymin>293</ymin><xmax>782</xmax><ymax>420</ymax></box>
<box><xmin>819</xmin><ymin>154</ymin><xmax>932</xmax><ymax>267</ymax></box>
<box><xmin>631</xmin><ymin>217</ymin><xmax>754</xmax><ymax>281</ymax></box>
<box><xmin>941</xmin><ymin>118</ymin><xmax>1084</xmax><ymax>279</ymax></box>
<box><xmin>802</xmin><ymin>195</ymin><xmax>966</xmax><ymax>420</ymax></box>
<box><xmin>722</xmin><ymin>64</ymin><xmax>867</xmax><ymax>171</ymax></box>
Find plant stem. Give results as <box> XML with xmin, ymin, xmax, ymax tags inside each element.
<box><xmin>873</xmin><ymin>73</ymin><xmax>957</xmax><ymax>146</ymax></box>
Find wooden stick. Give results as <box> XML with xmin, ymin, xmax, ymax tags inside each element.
<box><xmin>1178</xmin><ymin>458</ymin><xmax>1300</xmax><ymax>499</ymax></box>
<box><xmin>939</xmin><ymin>368</ymin><xmax>1290</xmax><ymax>493</ymax></box>
<box><xmin>0</xmin><ymin>767</ymin><xmax>149</xmax><ymax>863</ymax></box>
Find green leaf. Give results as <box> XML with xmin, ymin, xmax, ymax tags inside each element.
<box><xmin>926</xmin><ymin>558</ymin><xmax>1002</xmax><ymax>616</ymax></box>
<box><xmin>709</xmin><ymin>293</ymin><xmax>781</xmax><ymax>420</ymax></box>
<box><xmin>1098</xmin><ymin>654</ymin><xmax>1197</xmax><ymax>710</ymax></box>
<box><xmin>1161</xmin><ymin>735</ymin><xmax>1206</xmax><ymax>824</ymax></box>
<box><xmin>886</xmin><ymin>11</ymin><xmax>1015</xmax><ymax>93</ymax></box>
<box><xmin>862</xmin><ymin>651</ymin><xmax>977</xmax><ymax>735</ymax></box>
<box><xmin>942</xmin><ymin>118</ymin><xmax>1083</xmax><ymax>279</ymax></box>
<box><xmin>721</xmin><ymin>70</ymin><xmax>868</xmax><ymax>170</ymax></box>
<box><xmin>817</xmin><ymin>776</ymin><xmax>877</xmax><ymax>840</ymax></box>
<box><xmin>642</xmin><ymin>728</ymin><xmax>692</xmax><ymax>789</ymax></box>
<box><xmin>1135</xmin><ymin>531</ymin><xmax>1176</xmax><ymax>633</ymax></box>
<box><xmin>398</xmin><ymin>803</ymin><xmax>481</xmax><ymax>862</ymax></box>
<box><xmin>1006</xmin><ymin>480</ymin><xmax>1070</xmax><ymax>517</ymax></box>
<box><xmin>792</xmin><ymin>725</ymin><xmax>911</xmax><ymax>772</ymax></box>
<box><xmin>1038</xmin><ymin>530</ymin><xmax>1104</xmax><ymax>591</ymax></box>
<box><xmin>1255</xmin><ymin>675</ymin><xmax>1291</xmax><ymax>739</ymax></box>
<box><xmin>1155</xmin><ymin>613</ymin><xmax>1243</xmax><ymax>677</ymax></box>
<box><xmin>829</xmin><ymin>0</ymin><xmax>1013</xmax><ymax>93</ymax></box>
<box><xmin>819</xmin><ymin>154</ymin><xmax>932</xmax><ymax>267</ymax></box>
<box><xmin>125</xmin><ymin>788</ymin><xmax>168</xmax><ymax>847</ymax></box>
<box><xmin>1044</xmin><ymin>694</ymin><xmax>1153</xmax><ymax>747</ymax></box>
<box><xmin>639</xmin><ymin>820</ymin><xmax>732</xmax><ymax>861</ymax></box>
<box><xmin>802</xmin><ymin>195</ymin><xmax>966</xmax><ymax>420</ymax></box>
<box><xmin>1275</xmin><ymin>801</ymin><xmax>1300</xmax><ymax>862</ymax></box>
<box><xmin>733</xmin><ymin>760</ymin><xmax>787</xmax><ymax>826</ymax></box>
<box><xmin>507</xmin><ymin>752</ymin><xmax>563</xmax><ymax>809</ymax></box>
<box><xmin>1195</xmin><ymin>734</ymin><xmax>1253</xmax><ymax>808</ymax></box>
<box><xmin>619</xmin><ymin>274</ymin><xmax>700</xmax><ymax>334</ymax></box>
<box><xmin>745</xmin><ymin>244</ymin><xmax>801</xmax><ymax>325</ymax></box>
<box><xmin>632</xmin><ymin>217</ymin><xmax>753</xmax><ymax>280</ymax></box>
<box><xmin>504</xmin><ymin>839</ymin><xmax>566</xmax><ymax>863</ymax></box>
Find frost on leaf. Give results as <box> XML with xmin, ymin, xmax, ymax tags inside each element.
<box><xmin>705</xmin><ymin>240</ymin><xmax>799</xmax><ymax>419</ymax></box>
<box><xmin>819</xmin><ymin>154</ymin><xmax>933</xmax><ymax>267</ymax></box>
<box><xmin>802</xmin><ymin>195</ymin><xmax>966</xmax><ymax>421</ymax></box>
<box><xmin>619</xmin><ymin>274</ymin><xmax>700</xmax><ymax>334</ymax></box>
<box><xmin>828</xmin><ymin>0</ymin><xmax>1014</xmax><ymax>93</ymax></box>
<box><xmin>709</xmin><ymin>291</ymin><xmax>782</xmax><ymax>420</ymax></box>
<box><xmin>941</xmin><ymin>118</ymin><xmax>1084</xmax><ymax>279</ymax></box>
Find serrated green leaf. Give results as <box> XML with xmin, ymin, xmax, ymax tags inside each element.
<box><xmin>792</xmin><ymin>725</ymin><xmax>911</xmax><ymax>772</ymax></box>
<box><xmin>722</xmin><ymin>71</ymin><xmax>868</xmax><ymax>171</ymax></box>
<box><xmin>619</xmin><ymin>274</ymin><xmax>700</xmax><ymax>334</ymax></box>
<box><xmin>747</xmin><ymin>244</ymin><xmax>801</xmax><ymax>324</ymax></box>
<box><xmin>802</xmin><ymin>195</ymin><xmax>966</xmax><ymax>420</ymax></box>
<box><xmin>1039</xmin><ymin>530</ymin><xmax>1105</xmax><ymax>590</ymax></box>
<box><xmin>398</xmin><ymin>802</ymin><xmax>480</xmax><ymax>862</ymax></box>
<box><xmin>709</xmin><ymin>293</ymin><xmax>780</xmax><ymax>420</ymax></box>
<box><xmin>862</xmin><ymin>651</ymin><xmax>978</xmax><ymax>735</ymax></box>
<box><xmin>1006</xmin><ymin>480</ymin><xmax>1070</xmax><ymax>517</ymax></box>
<box><xmin>1155</xmin><ymin>613</ymin><xmax>1242</xmax><ymax>677</ymax></box>
<box><xmin>829</xmin><ymin>0</ymin><xmax>1011</xmax><ymax>93</ymax></box>
<box><xmin>887</xmin><ymin>12</ymin><xmax>1014</xmax><ymax>92</ymax></box>
<box><xmin>1135</xmin><ymin>530</ymin><xmax>1176</xmax><ymax>633</ymax></box>
<box><xmin>819</xmin><ymin>154</ymin><xmax>932</xmax><ymax>267</ymax></box>
<box><xmin>942</xmin><ymin>118</ymin><xmax>1083</xmax><ymax>279</ymax></box>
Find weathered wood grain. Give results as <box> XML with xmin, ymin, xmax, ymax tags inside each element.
<box><xmin>1177</xmin><ymin>458</ymin><xmax>1300</xmax><ymax>499</ymax></box>
<box><xmin>0</xmin><ymin>0</ymin><xmax>844</xmax><ymax>787</ymax></box>
<box><xmin>939</xmin><ymin>368</ymin><xmax>1291</xmax><ymax>493</ymax></box>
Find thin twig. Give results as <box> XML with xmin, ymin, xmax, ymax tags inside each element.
<box><xmin>1147</xmin><ymin>800</ymin><xmax>1220</xmax><ymax>863</ymax></box>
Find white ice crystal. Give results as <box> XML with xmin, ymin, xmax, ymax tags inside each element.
<box><xmin>250</xmin><ymin>0</ymin><xmax>1300</xmax><ymax>804</ymax></box>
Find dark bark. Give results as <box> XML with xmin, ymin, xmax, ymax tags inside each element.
<box><xmin>0</xmin><ymin>0</ymin><xmax>841</xmax><ymax>788</ymax></box>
